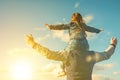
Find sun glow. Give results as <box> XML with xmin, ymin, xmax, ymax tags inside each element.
<box><xmin>10</xmin><ymin>61</ymin><xmax>33</xmax><ymax>80</ymax></box>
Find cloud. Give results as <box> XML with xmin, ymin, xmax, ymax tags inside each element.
<box><xmin>52</xmin><ymin>30</ymin><xmax>69</xmax><ymax>42</ymax></box>
<box><xmin>86</xmin><ymin>32</ymin><xmax>97</xmax><ymax>40</ymax></box>
<box><xmin>36</xmin><ymin>34</ymin><xmax>51</xmax><ymax>42</ymax></box>
<box><xmin>35</xmin><ymin>30</ymin><xmax>69</xmax><ymax>43</ymax></box>
<box><xmin>74</xmin><ymin>2</ymin><xmax>80</xmax><ymax>8</ymax></box>
<box><xmin>113</xmin><ymin>71</ymin><xmax>120</xmax><ymax>75</ymax></box>
<box><xmin>62</xmin><ymin>18</ymin><xmax>67</xmax><ymax>23</ymax></box>
<box><xmin>106</xmin><ymin>32</ymin><xmax>111</xmax><ymax>35</ymax></box>
<box><xmin>94</xmin><ymin>64</ymin><xmax>114</xmax><ymax>72</ymax></box>
<box><xmin>93</xmin><ymin>74</ymin><xmax>113</xmax><ymax>80</ymax></box>
<box><xmin>83</xmin><ymin>15</ymin><xmax>93</xmax><ymax>23</ymax></box>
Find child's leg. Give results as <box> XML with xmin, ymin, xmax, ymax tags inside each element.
<box><xmin>60</xmin><ymin>62</ymin><xmax>66</xmax><ymax>72</ymax></box>
<box><xmin>57</xmin><ymin>62</ymin><xmax>66</xmax><ymax>77</ymax></box>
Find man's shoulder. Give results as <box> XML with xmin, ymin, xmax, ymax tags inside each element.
<box><xmin>86</xmin><ymin>50</ymin><xmax>95</xmax><ymax>55</ymax></box>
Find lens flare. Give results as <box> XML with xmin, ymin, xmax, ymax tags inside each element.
<box><xmin>10</xmin><ymin>61</ymin><xmax>32</xmax><ymax>80</ymax></box>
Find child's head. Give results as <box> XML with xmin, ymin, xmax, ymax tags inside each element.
<box><xmin>71</xmin><ymin>12</ymin><xmax>84</xmax><ymax>23</ymax></box>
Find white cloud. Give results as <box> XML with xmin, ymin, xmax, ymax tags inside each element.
<box><xmin>34</xmin><ymin>29</ymin><xmax>69</xmax><ymax>43</ymax></box>
<box><xmin>74</xmin><ymin>2</ymin><xmax>80</xmax><ymax>8</ymax></box>
<box><xmin>86</xmin><ymin>32</ymin><xmax>97</xmax><ymax>40</ymax></box>
<box><xmin>94</xmin><ymin>63</ymin><xmax>114</xmax><ymax>72</ymax></box>
<box><xmin>62</xmin><ymin>18</ymin><xmax>67</xmax><ymax>23</ymax></box>
<box><xmin>106</xmin><ymin>31</ymin><xmax>111</xmax><ymax>35</ymax></box>
<box><xmin>36</xmin><ymin>34</ymin><xmax>51</xmax><ymax>42</ymax></box>
<box><xmin>104</xmin><ymin>64</ymin><xmax>114</xmax><ymax>68</ymax></box>
<box><xmin>35</xmin><ymin>29</ymin><xmax>69</xmax><ymax>43</ymax></box>
<box><xmin>63</xmin><ymin>18</ymin><xmax>66</xmax><ymax>22</ymax></box>
<box><xmin>93</xmin><ymin>74</ymin><xmax>113</xmax><ymax>80</ymax></box>
<box><xmin>83</xmin><ymin>15</ymin><xmax>93</xmax><ymax>23</ymax></box>
<box><xmin>113</xmin><ymin>71</ymin><xmax>120</xmax><ymax>75</ymax></box>
<box><xmin>52</xmin><ymin>30</ymin><xmax>69</xmax><ymax>42</ymax></box>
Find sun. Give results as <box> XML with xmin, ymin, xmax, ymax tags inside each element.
<box><xmin>10</xmin><ymin>60</ymin><xmax>33</xmax><ymax>80</ymax></box>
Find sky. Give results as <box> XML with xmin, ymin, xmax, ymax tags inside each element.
<box><xmin>0</xmin><ymin>0</ymin><xmax>120</xmax><ymax>80</ymax></box>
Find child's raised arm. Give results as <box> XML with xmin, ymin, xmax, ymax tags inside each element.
<box><xmin>45</xmin><ymin>23</ymin><xmax>69</xmax><ymax>30</ymax></box>
<box><xmin>83</xmin><ymin>23</ymin><xmax>103</xmax><ymax>33</ymax></box>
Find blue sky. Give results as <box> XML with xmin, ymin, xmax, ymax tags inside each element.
<box><xmin>0</xmin><ymin>0</ymin><xmax>120</xmax><ymax>80</ymax></box>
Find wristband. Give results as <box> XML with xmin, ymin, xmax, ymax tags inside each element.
<box><xmin>110</xmin><ymin>44</ymin><xmax>116</xmax><ymax>48</ymax></box>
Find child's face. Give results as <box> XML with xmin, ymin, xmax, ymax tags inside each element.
<box><xmin>71</xmin><ymin>13</ymin><xmax>79</xmax><ymax>22</ymax></box>
<box><xmin>71</xmin><ymin>13</ymin><xmax>83</xmax><ymax>23</ymax></box>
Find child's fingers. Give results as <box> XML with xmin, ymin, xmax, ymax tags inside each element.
<box><xmin>45</xmin><ymin>24</ymin><xmax>48</xmax><ymax>26</ymax></box>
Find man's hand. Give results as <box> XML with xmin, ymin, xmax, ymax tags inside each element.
<box><xmin>24</xmin><ymin>34</ymin><xmax>35</xmax><ymax>47</ymax></box>
<box><xmin>110</xmin><ymin>37</ymin><xmax>117</xmax><ymax>46</ymax></box>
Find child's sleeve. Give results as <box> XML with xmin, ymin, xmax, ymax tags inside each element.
<box><xmin>83</xmin><ymin>23</ymin><xmax>101</xmax><ymax>33</ymax></box>
<box><xmin>48</xmin><ymin>24</ymin><xmax>69</xmax><ymax>30</ymax></box>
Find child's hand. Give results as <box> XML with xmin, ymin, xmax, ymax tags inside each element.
<box><xmin>45</xmin><ymin>24</ymin><xmax>50</xmax><ymax>29</ymax></box>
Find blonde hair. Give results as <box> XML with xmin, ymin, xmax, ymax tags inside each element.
<box><xmin>71</xmin><ymin>12</ymin><xmax>85</xmax><ymax>31</ymax></box>
<box><xmin>72</xmin><ymin>12</ymin><xmax>84</xmax><ymax>23</ymax></box>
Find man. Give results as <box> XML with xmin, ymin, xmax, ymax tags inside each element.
<box><xmin>24</xmin><ymin>34</ymin><xmax>117</xmax><ymax>80</ymax></box>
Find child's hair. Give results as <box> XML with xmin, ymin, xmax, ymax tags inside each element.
<box><xmin>71</xmin><ymin>12</ymin><xmax>86</xmax><ymax>31</ymax></box>
<box><xmin>72</xmin><ymin>12</ymin><xmax>84</xmax><ymax>23</ymax></box>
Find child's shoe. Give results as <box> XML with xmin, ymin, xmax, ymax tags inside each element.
<box><xmin>57</xmin><ymin>71</ymin><xmax>66</xmax><ymax>77</ymax></box>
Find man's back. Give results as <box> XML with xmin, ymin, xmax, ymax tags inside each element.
<box><xmin>65</xmin><ymin>50</ymin><xmax>95</xmax><ymax>80</ymax></box>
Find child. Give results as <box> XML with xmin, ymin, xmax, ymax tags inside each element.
<box><xmin>45</xmin><ymin>12</ymin><xmax>103</xmax><ymax>77</ymax></box>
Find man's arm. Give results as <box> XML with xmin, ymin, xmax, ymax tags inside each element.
<box><xmin>93</xmin><ymin>37</ymin><xmax>117</xmax><ymax>63</ymax></box>
<box><xmin>24</xmin><ymin>34</ymin><xmax>66</xmax><ymax>61</ymax></box>
<box><xmin>32</xmin><ymin>43</ymin><xmax>67</xmax><ymax>61</ymax></box>
<box><xmin>45</xmin><ymin>24</ymin><xmax>69</xmax><ymax>30</ymax></box>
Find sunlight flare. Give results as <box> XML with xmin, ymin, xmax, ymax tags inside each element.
<box><xmin>10</xmin><ymin>61</ymin><xmax>33</xmax><ymax>80</ymax></box>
